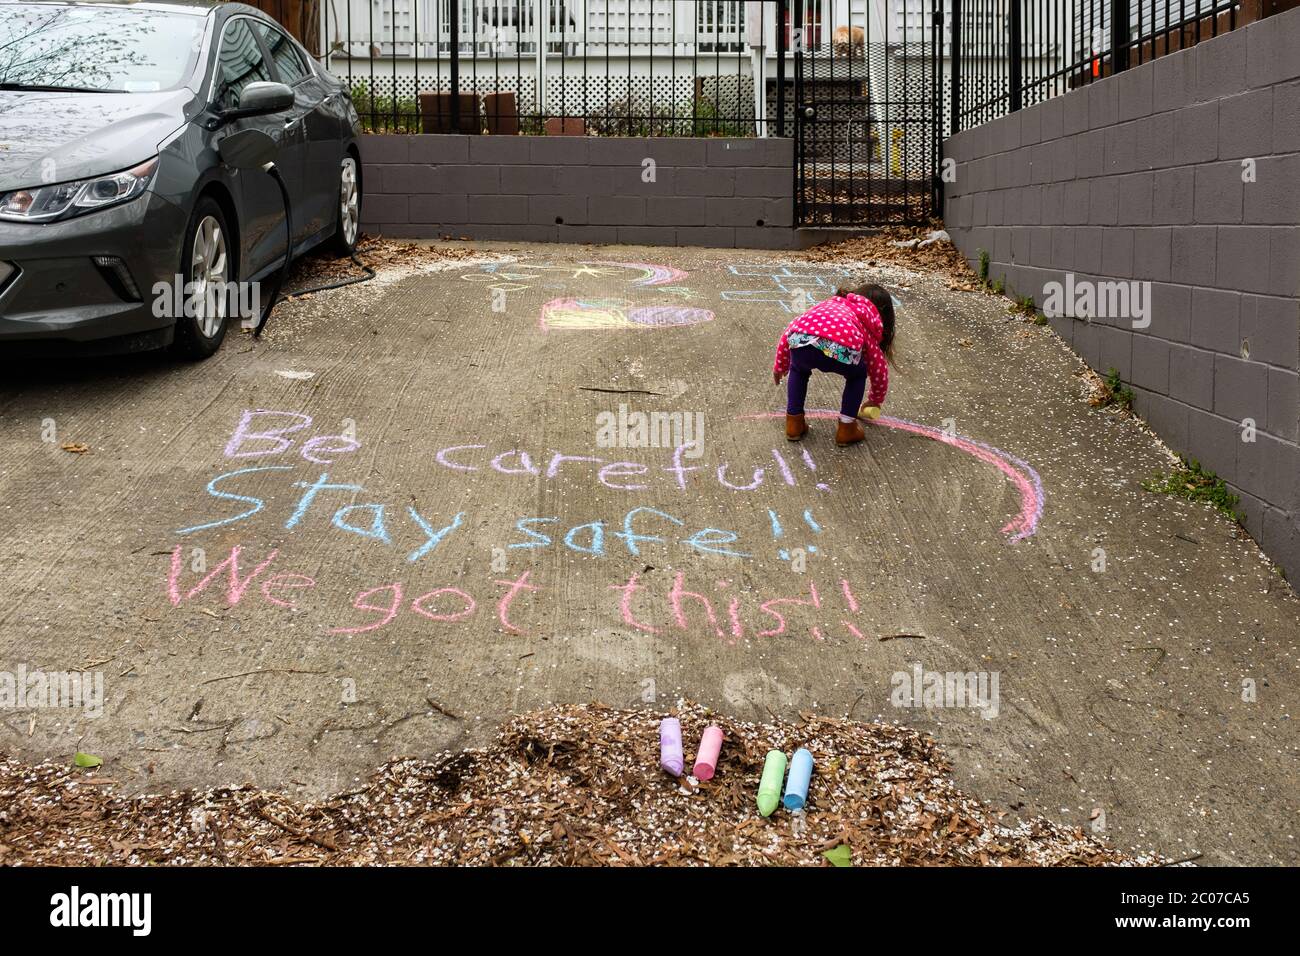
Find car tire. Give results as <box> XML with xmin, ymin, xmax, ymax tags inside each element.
<box><xmin>328</xmin><ymin>152</ymin><xmax>361</xmax><ymax>256</ymax></box>
<box><xmin>171</xmin><ymin>197</ymin><xmax>234</xmax><ymax>360</ymax></box>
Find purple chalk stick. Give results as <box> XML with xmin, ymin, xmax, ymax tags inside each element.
<box><xmin>659</xmin><ymin>717</ymin><xmax>684</xmax><ymax>777</ymax></box>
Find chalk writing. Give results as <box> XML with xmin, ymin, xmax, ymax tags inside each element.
<box><xmin>769</xmin><ymin>508</ymin><xmax>822</xmax><ymax>561</ymax></box>
<box><xmin>159</xmin><ymin>406</ymin><xmax>1043</xmax><ymax>659</ymax></box>
<box><xmin>177</xmin><ymin>468</ymin><xmax>765</xmax><ymax>562</ymax></box>
<box><xmin>224</xmin><ymin>410</ymin><xmax>361</xmax><ymax>462</ymax></box>
<box><xmin>426</xmin><ymin>440</ymin><xmax>828</xmax><ymax>495</ymax></box>
<box><xmin>165</xmin><ymin>543</ymin><xmax>866</xmax><ymax>644</ymax></box>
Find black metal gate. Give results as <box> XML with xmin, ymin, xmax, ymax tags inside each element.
<box><xmin>789</xmin><ymin>0</ymin><xmax>942</xmax><ymax>227</ymax></box>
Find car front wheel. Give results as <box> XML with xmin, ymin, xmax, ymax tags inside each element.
<box><xmin>170</xmin><ymin>197</ymin><xmax>233</xmax><ymax>360</ymax></box>
<box><xmin>329</xmin><ymin>153</ymin><xmax>360</xmax><ymax>255</ymax></box>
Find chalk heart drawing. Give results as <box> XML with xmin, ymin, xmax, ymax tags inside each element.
<box><xmin>739</xmin><ymin>410</ymin><xmax>1045</xmax><ymax>542</ymax></box>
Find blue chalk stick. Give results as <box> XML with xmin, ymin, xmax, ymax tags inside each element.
<box><xmin>783</xmin><ymin>747</ymin><xmax>813</xmax><ymax>811</ymax></box>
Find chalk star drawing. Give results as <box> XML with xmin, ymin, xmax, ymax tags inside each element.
<box><xmin>569</xmin><ymin>264</ymin><xmax>623</xmax><ymax>279</ymax></box>
<box><xmin>738</xmin><ymin>410</ymin><xmax>1045</xmax><ymax>542</ymax></box>
<box><xmin>582</xmin><ymin>261</ymin><xmax>690</xmax><ymax>286</ymax></box>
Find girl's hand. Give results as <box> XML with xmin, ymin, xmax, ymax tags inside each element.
<box><xmin>773</xmin><ymin>369</ymin><xmax>784</xmax><ymax>386</ymax></box>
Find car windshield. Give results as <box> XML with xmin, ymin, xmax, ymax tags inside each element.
<box><xmin>0</xmin><ymin>4</ymin><xmax>205</xmax><ymax>93</ymax></box>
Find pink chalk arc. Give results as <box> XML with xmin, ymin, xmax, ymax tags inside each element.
<box><xmin>739</xmin><ymin>411</ymin><xmax>1045</xmax><ymax>542</ymax></box>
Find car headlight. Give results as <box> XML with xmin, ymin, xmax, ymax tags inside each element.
<box><xmin>0</xmin><ymin>158</ymin><xmax>160</xmax><ymax>223</ymax></box>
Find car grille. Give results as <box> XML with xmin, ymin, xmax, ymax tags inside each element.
<box><xmin>0</xmin><ymin>260</ymin><xmax>15</xmax><ymax>294</ymax></box>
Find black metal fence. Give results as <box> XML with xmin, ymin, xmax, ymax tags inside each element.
<box><xmin>952</xmin><ymin>0</ymin><xmax>1242</xmax><ymax>133</ymax></box>
<box><xmin>792</xmin><ymin>0</ymin><xmax>941</xmax><ymax>226</ymax></box>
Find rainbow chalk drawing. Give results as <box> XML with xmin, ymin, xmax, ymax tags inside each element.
<box><xmin>693</xmin><ymin>725</ymin><xmax>724</xmax><ymax>780</ymax></box>
<box><xmin>660</xmin><ymin>717</ymin><xmax>684</xmax><ymax>777</ymax></box>
<box><xmin>539</xmin><ymin>259</ymin><xmax>710</xmax><ymax>330</ymax></box>
<box><xmin>459</xmin><ymin>258</ymin><xmax>712</xmax><ymax>331</ymax></box>
<box><xmin>738</xmin><ymin>411</ymin><xmax>1045</xmax><ymax>542</ymax></box>
<box><xmin>783</xmin><ymin>747</ymin><xmax>814</xmax><ymax>811</ymax></box>
<box><xmin>757</xmin><ymin>750</ymin><xmax>788</xmax><ymax>817</ymax></box>
<box><xmin>539</xmin><ymin>297</ymin><xmax>715</xmax><ymax>332</ymax></box>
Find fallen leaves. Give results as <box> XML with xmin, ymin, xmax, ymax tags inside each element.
<box><xmin>0</xmin><ymin>702</ymin><xmax>1156</xmax><ymax>867</ymax></box>
<box><xmin>803</xmin><ymin>224</ymin><xmax>981</xmax><ymax>286</ymax></box>
<box><xmin>60</xmin><ymin>442</ymin><xmax>90</xmax><ymax>454</ymax></box>
<box><xmin>822</xmin><ymin>844</ymin><xmax>853</xmax><ymax>867</ymax></box>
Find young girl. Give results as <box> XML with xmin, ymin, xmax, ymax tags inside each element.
<box><xmin>772</xmin><ymin>283</ymin><xmax>895</xmax><ymax>447</ymax></box>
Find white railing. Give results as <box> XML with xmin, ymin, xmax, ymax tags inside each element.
<box><xmin>329</xmin><ymin>0</ymin><xmax>843</xmax><ymax>59</ymax></box>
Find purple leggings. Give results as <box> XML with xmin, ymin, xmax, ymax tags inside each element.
<box><xmin>786</xmin><ymin>345</ymin><xmax>868</xmax><ymax>418</ymax></box>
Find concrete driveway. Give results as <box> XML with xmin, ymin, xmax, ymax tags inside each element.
<box><xmin>0</xmin><ymin>241</ymin><xmax>1295</xmax><ymax>865</ymax></box>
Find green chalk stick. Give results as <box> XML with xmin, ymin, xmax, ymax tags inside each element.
<box><xmin>757</xmin><ymin>750</ymin><xmax>788</xmax><ymax>817</ymax></box>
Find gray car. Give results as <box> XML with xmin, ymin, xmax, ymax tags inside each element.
<box><xmin>0</xmin><ymin>0</ymin><xmax>361</xmax><ymax>358</ymax></box>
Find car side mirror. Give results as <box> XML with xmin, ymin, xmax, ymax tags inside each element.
<box><xmin>222</xmin><ymin>81</ymin><xmax>294</xmax><ymax>120</ymax></box>
<box><xmin>218</xmin><ymin>127</ymin><xmax>279</xmax><ymax>170</ymax></box>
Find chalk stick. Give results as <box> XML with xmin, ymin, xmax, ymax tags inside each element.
<box><xmin>757</xmin><ymin>750</ymin><xmax>788</xmax><ymax>817</ymax></box>
<box><xmin>659</xmin><ymin>717</ymin><xmax>683</xmax><ymax>777</ymax></box>
<box><xmin>692</xmin><ymin>725</ymin><xmax>724</xmax><ymax>780</ymax></box>
<box><xmin>783</xmin><ymin>747</ymin><xmax>813</xmax><ymax>811</ymax></box>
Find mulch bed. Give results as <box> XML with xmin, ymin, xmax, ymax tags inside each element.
<box><xmin>801</xmin><ymin>224</ymin><xmax>986</xmax><ymax>288</ymax></box>
<box><xmin>1</xmin><ymin>702</ymin><xmax>1156</xmax><ymax>866</ymax></box>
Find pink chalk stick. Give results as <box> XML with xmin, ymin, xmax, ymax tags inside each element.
<box><xmin>692</xmin><ymin>725</ymin><xmax>724</xmax><ymax>780</ymax></box>
<box><xmin>659</xmin><ymin>717</ymin><xmax>684</xmax><ymax>777</ymax></box>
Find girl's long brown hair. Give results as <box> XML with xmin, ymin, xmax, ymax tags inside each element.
<box><xmin>837</xmin><ymin>283</ymin><xmax>897</xmax><ymax>365</ymax></box>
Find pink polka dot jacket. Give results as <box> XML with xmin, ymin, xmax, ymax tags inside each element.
<box><xmin>773</xmin><ymin>292</ymin><xmax>890</xmax><ymax>406</ymax></box>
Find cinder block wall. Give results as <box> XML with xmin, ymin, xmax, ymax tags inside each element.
<box><xmin>358</xmin><ymin>134</ymin><xmax>796</xmax><ymax>248</ymax></box>
<box><xmin>943</xmin><ymin>9</ymin><xmax>1300</xmax><ymax>580</ymax></box>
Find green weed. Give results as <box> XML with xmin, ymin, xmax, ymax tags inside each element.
<box><xmin>1142</xmin><ymin>459</ymin><xmax>1242</xmax><ymax>524</ymax></box>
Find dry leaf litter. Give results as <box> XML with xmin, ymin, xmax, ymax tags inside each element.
<box><xmin>0</xmin><ymin>702</ymin><xmax>1161</xmax><ymax>866</ymax></box>
<box><xmin>802</xmin><ymin>224</ymin><xmax>985</xmax><ymax>288</ymax></box>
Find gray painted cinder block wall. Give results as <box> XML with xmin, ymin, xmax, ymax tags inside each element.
<box><xmin>358</xmin><ymin>134</ymin><xmax>797</xmax><ymax>249</ymax></box>
<box><xmin>943</xmin><ymin>8</ymin><xmax>1300</xmax><ymax>580</ymax></box>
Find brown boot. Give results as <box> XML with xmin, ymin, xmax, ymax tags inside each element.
<box><xmin>785</xmin><ymin>413</ymin><xmax>808</xmax><ymax>441</ymax></box>
<box><xmin>835</xmin><ymin>418</ymin><xmax>865</xmax><ymax>447</ymax></box>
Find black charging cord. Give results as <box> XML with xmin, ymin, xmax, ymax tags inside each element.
<box><xmin>281</xmin><ymin>251</ymin><xmax>376</xmax><ymax>299</ymax></box>
<box><xmin>251</xmin><ymin>162</ymin><xmax>376</xmax><ymax>336</ymax></box>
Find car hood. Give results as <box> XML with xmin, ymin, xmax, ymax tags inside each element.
<box><xmin>0</xmin><ymin>90</ymin><xmax>195</xmax><ymax>191</ymax></box>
